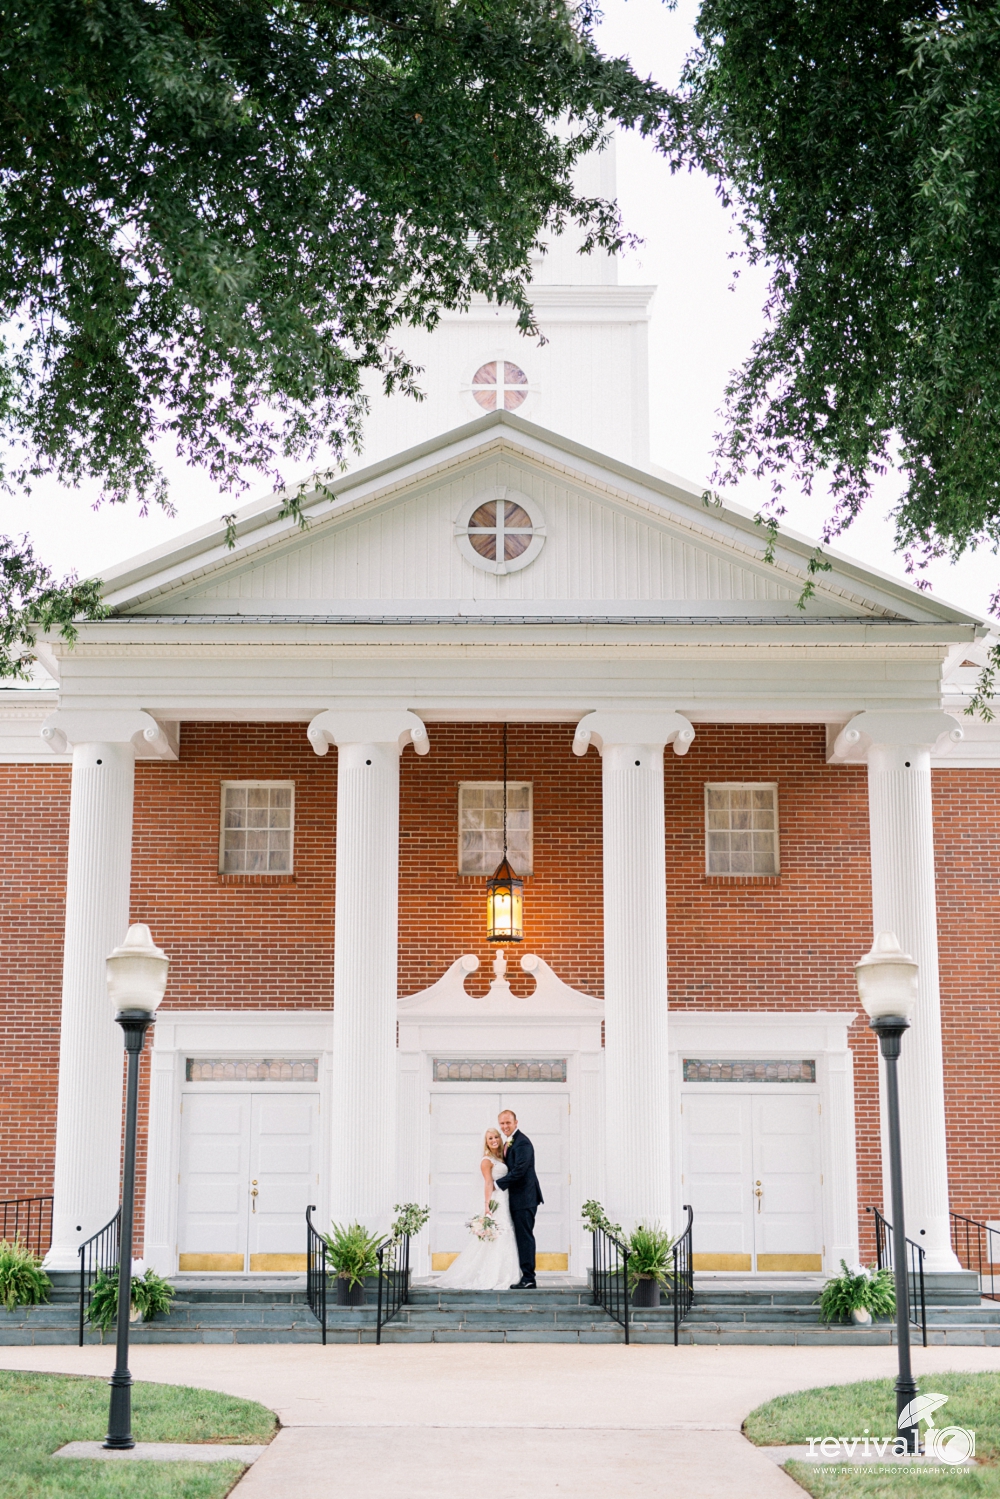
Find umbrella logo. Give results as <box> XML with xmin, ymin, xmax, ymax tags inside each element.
<box><xmin>898</xmin><ymin>1393</ymin><xmax>949</xmax><ymax>1431</ymax></box>
<box><xmin>898</xmin><ymin>1394</ymin><xmax>976</xmax><ymax>1466</ymax></box>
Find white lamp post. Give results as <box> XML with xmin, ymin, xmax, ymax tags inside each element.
<box><xmin>854</xmin><ymin>930</ymin><xmax>920</xmax><ymax>1454</ymax></box>
<box><xmin>103</xmin><ymin>924</ymin><xmax>169</xmax><ymax>1451</ymax></box>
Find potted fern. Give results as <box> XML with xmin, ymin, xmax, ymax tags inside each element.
<box><xmin>628</xmin><ymin>1224</ymin><xmax>674</xmax><ymax>1308</ymax></box>
<box><xmin>818</xmin><ymin>1261</ymin><xmax>895</xmax><ymax>1325</ymax></box>
<box><xmin>87</xmin><ymin>1263</ymin><xmax>174</xmax><ymax>1332</ymax></box>
<box><xmin>324</xmin><ymin>1221</ymin><xmax>381</xmax><ymax>1306</ymax></box>
<box><xmin>0</xmin><ymin>1238</ymin><xmax>51</xmax><ymax>1311</ymax></box>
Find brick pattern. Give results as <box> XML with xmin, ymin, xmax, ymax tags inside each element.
<box><xmin>1</xmin><ymin>722</ymin><xmax>997</xmax><ymax>1264</ymax></box>
<box><xmin>0</xmin><ymin>765</ymin><xmax>70</xmax><ymax>1202</ymax></box>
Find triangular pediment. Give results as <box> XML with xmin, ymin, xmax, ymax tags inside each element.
<box><xmin>101</xmin><ymin>413</ymin><xmax>978</xmax><ymax>627</ymax></box>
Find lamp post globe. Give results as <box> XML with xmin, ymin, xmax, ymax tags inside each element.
<box><xmin>103</xmin><ymin>924</ymin><xmax>169</xmax><ymax>1451</ymax></box>
<box><xmin>855</xmin><ymin>930</ymin><xmax>920</xmax><ymax>1453</ymax></box>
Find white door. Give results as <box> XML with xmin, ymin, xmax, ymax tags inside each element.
<box><xmin>682</xmin><ymin>1094</ymin><xmax>754</xmax><ymax>1271</ymax></box>
<box><xmin>752</xmin><ymin>1095</ymin><xmax>822</xmax><ymax>1271</ymax></box>
<box><xmin>248</xmin><ymin>1095</ymin><xmax>322</xmax><ymax>1271</ymax></box>
<box><xmin>681</xmin><ymin>1090</ymin><xmax>823</xmax><ymax>1272</ymax></box>
<box><xmin>178</xmin><ymin>1091</ymin><xmax>320</xmax><ymax>1272</ymax></box>
<box><xmin>429</xmin><ymin>1091</ymin><xmax>570</xmax><ymax>1271</ymax></box>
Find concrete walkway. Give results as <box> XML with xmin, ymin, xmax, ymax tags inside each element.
<box><xmin>2</xmin><ymin>1343</ymin><xmax>998</xmax><ymax>1496</ymax></box>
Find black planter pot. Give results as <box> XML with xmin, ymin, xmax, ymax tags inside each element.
<box><xmin>631</xmin><ymin>1276</ymin><xmax>661</xmax><ymax>1308</ymax></box>
<box><xmin>336</xmin><ymin>1276</ymin><xmax>367</xmax><ymax>1307</ymax></box>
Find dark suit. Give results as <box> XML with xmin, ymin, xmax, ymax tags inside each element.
<box><xmin>495</xmin><ymin>1129</ymin><xmax>543</xmax><ymax>1281</ymax></box>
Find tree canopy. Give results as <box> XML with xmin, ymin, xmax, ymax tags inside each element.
<box><xmin>672</xmin><ymin>0</ymin><xmax>1000</xmax><ymax>632</ymax></box>
<box><xmin>0</xmin><ymin>0</ymin><xmax>669</xmax><ymax>674</ymax></box>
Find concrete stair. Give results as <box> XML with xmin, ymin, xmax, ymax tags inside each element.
<box><xmin>1</xmin><ymin>1271</ymin><xmax>998</xmax><ymax>1345</ymax></box>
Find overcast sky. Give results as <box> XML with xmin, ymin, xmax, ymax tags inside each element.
<box><xmin>9</xmin><ymin>0</ymin><xmax>999</xmax><ymax>622</ymax></box>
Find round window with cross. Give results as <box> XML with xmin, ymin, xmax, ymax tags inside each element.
<box><xmin>454</xmin><ymin>487</ymin><xmax>546</xmax><ymax>575</ymax></box>
<box><xmin>469</xmin><ymin>360</ymin><xmax>530</xmax><ymax>411</ymax></box>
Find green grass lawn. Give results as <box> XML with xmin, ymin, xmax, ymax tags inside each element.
<box><xmin>0</xmin><ymin>1370</ymin><xmax>277</xmax><ymax>1499</ymax></box>
<box><xmin>744</xmin><ymin>1371</ymin><xmax>1000</xmax><ymax>1498</ymax></box>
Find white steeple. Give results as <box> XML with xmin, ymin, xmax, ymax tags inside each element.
<box><xmin>355</xmin><ymin>140</ymin><xmax>655</xmax><ymax>470</ymax></box>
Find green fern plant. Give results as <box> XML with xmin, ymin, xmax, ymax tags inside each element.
<box><xmin>0</xmin><ymin>1238</ymin><xmax>51</xmax><ymax>1311</ymax></box>
<box><xmin>627</xmin><ymin>1224</ymin><xmax>675</xmax><ymax>1290</ymax></box>
<box><xmin>818</xmin><ymin>1260</ymin><xmax>896</xmax><ymax>1324</ymax></box>
<box><xmin>87</xmin><ymin>1265</ymin><xmax>175</xmax><ymax>1331</ymax></box>
<box><xmin>323</xmin><ymin>1222</ymin><xmax>382</xmax><ymax>1288</ymax></box>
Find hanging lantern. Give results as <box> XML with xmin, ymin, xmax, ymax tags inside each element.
<box><xmin>486</xmin><ymin>723</ymin><xmax>524</xmax><ymax>943</ymax></box>
<box><xmin>486</xmin><ymin>855</ymin><xmax>524</xmax><ymax>943</ymax></box>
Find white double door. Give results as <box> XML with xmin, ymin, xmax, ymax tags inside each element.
<box><xmin>178</xmin><ymin>1091</ymin><xmax>321</xmax><ymax>1272</ymax></box>
<box><xmin>429</xmin><ymin>1091</ymin><xmax>569</xmax><ymax>1270</ymax></box>
<box><xmin>682</xmin><ymin>1091</ymin><xmax>823</xmax><ymax>1272</ymax></box>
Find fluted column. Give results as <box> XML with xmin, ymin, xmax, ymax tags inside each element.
<box><xmin>574</xmin><ymin>710</ymin><xmax>695</xmax><ymax>1232</ymax></box>
<box><xmin>836</xmin><ymin>711</ymin><xmax>963</xmax><ymax>1272</ymax></box>
<box><xmin>308</xmin><ymin>709</ymin><xmax>429</xmax><ymax>1230</ymax></box>
<box><xmin>41</xmin><ymin>712</ymin><xmax>178</xmax><ymax>1269</ymax></box>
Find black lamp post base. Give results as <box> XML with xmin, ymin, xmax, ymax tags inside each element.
<box><xmin>103</xmin><ymin>1374</ymin><xmax>135</xmax><ymax>1449</ymax></box>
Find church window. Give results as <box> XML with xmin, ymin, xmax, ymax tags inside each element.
<box><xmin>459</xmin><ymin>782</ymin><xmax>532</xmax><ymax>875</ymax></box>
<box><xmin>454</xmin><ymin>487</ymin><xmax>546</xmax><ymax>575</ymax></box>
<box><xmin>705</xmin><ymin>784</ymin><xmax>779</xmax><ymax>875</ymax></box>
<box><xmin>471</xmin><ymin>360</ymin><xmax>529</xmax><ymax>411</ymax></box>
<box><xmin>220</xmin><ymin>781</ymin><xmax>294</xmax><ymax>874</ymax></box>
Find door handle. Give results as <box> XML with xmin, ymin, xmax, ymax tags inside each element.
<box><xmin>251</xmin><ymin>1185</ymin><xmax>259</xmax><ymax>1214</ymax></box>
<box><xmin>754</xmin><ymin>1181</ymin><xmax>763</xmax><ymax>1214</ymax></box>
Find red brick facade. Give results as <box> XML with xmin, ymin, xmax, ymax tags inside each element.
<box><xmin>1</xmin><ymin>722</ymin><xmax>997</xmax><ymax>1248</ymax></box>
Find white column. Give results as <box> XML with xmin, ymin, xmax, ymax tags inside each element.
<box><xmin>41</xmin><ymin>711</ymin><xmax>178</xmax><ymax>1269</ymax></box>
<box><xmin>574</xmin><ymin>710</ymin><xmax>695</xmax><ymax>1232</ymax></box>
<box><xmin>308</xmin><ymin>709</ymin><xmax>429</xmax><ymax>1231</ymax></box>
<box><xmin>836</xmin><ymin>710</ymin><xmax>963</xmax><ymax>1272</ymax></box>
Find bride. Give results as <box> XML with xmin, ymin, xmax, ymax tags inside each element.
<box><xmin>435</xmin><ymin>1128</ymin><xmax>522</xmax><ymax>1290</ymax></box>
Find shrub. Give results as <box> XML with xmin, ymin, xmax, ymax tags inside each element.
<box><xmin>0</xmin><ymin>1238</ymin><xmax>51</xmax><ymax>1311</ymax></box>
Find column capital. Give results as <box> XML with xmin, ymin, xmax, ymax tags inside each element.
<box><xmin>307</xmin><ymin>707</ymin><xmax>430</xmax><ymax>758</ymax></box>
<box><xmin>572</xmin><ymin>710</ymin><xmax>695</xmax><ymax>758</ymax></box>
<box><xmin>831</xmin><ymin>711</ymin><xmax>963</xmax><ymax>764</ymax></box>
<box><xmin>40</xmin><ymin>711</ymin><xmax>178</xmax><ymax>760</ymax></box>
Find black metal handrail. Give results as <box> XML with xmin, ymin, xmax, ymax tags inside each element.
<box><xmin>951</xmin><ymin>1210</ymin><xmax>999</xmax><ymax>1302</ymax></box>
<box><xmin>305</xmin><ymin>1205</ymin><xmax>328</xmax><ymax>1344</ymax></box>
<box><xmin>670</xmin><ymin>1204</ymin><xmax>695</xmax><ymax>1345</ymax></box>
<box><xmin>868</xmin><ymin>1206</ymin><xmax>927</xmax><ymax>1346</ymax></box>
<box><xmin>591</xmin><ymin>1224</ymin><xmax>630</xmax><ymax>1343</ymax></box>
<box><xmin>375</xmin><ymin>1232</ymin><xmax>410</xmax><ymax>1345</ymax></box>
<box><xmin>0</xmin><ymin>1196</ymin><xmax>53</xmax><ymax>1259</ymax></box>
<box><xmin>78</xmin><ymin>1208</ymin><xmax>121</xmax><ymax>1347</ymax></box>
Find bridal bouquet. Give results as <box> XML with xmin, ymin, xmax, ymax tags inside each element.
<box><xmin>467</xmin><ymin>1199</ymin><xmax>500</xmax><ymax>1242</ymax></box>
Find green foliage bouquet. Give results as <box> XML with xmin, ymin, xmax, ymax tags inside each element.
<box><xmin>391</xmin><ymin>1203</ymin><xmax>430</xmax><ymax>1242</ymax></box>
<box><xmin>818</xmin><ymin>1261</ymin><xmax>895</xmax><ymax>1324</ymax></box>
<box><xmin>324</xmin><ymin>1222</ymin><xmax>382</xmax><ymax>1288</ymax></box>
<box><xmin>0</xmin><ymin>1238</ymin><xmax>51</xmax><ymax>1311</ymax></box>
<box><xmin>581</xmin><ymin>1200</ymin><xmax>623</xmax><ymax>1240</ymax></box>
<box><xmin>88</xmin><ymin>1264</ymin><xmax>175</xmax><ymax>1331</ymax></box>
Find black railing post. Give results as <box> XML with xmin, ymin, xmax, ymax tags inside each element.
<box><xmin>589</xmin><ymin>1224</ymin><xmax>631</xmax><ymax>1343</ymax></box>
<box><xmin>0</xmin><ymin>1196</ymin><xmax>54</xmax><ymax>1260</ymax></box>
<box><xmin>77</xmin><ymin>1208</ymin><xmax>121</xmax><ymax>1347</ymax></box>
<box><xmin>375</xmin><ymin>1232</ymin><xmax>410</xmax><ymax>1343</ymax></box>
<box><xmin>305</xmin><ymin>1205</ymin><xmax>327</xmax><ymax>1344</ymax></box>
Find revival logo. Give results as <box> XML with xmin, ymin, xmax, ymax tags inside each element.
<box><xmin>806</xmin><ymin>1393</ymin><xmax>975</xmax><ymax>1466</ymax></box>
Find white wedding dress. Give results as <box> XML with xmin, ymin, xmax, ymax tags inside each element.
<box><xmin>435</xmin><ymin>1156</ymin><xmax>523</xmax><ymax>1290</ymax></box>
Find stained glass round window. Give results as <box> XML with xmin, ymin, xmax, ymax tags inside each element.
<box><xmin>470</xmin><ymin>361</ymin><xmax>529</xmax><ymax>411</ymax></box>
<box><xmin>454</xmin><ymin>488</ymin><xmax>546</xmax><ymax>575</ymax></box>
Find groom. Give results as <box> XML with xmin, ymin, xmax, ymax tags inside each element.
<box><xmin>495</xmin><ymin>1109</ymin><xmax>543</xmax><ymax>1289</ymax></box>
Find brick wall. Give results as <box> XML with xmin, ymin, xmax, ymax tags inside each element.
<box><xmin>934</xmin><ymin>770</ymin><xmax>1000</xmax><ymax>1223</ymax></box>
<box><xmin>2</xmin><ymin>722</ymin><xmax>998</xmax><ymax>1255</ymax></box>
<box><xmin>0</xmin><ymin>764</ymin><xmax>70</xmax><ymax>1201</ymax></box>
